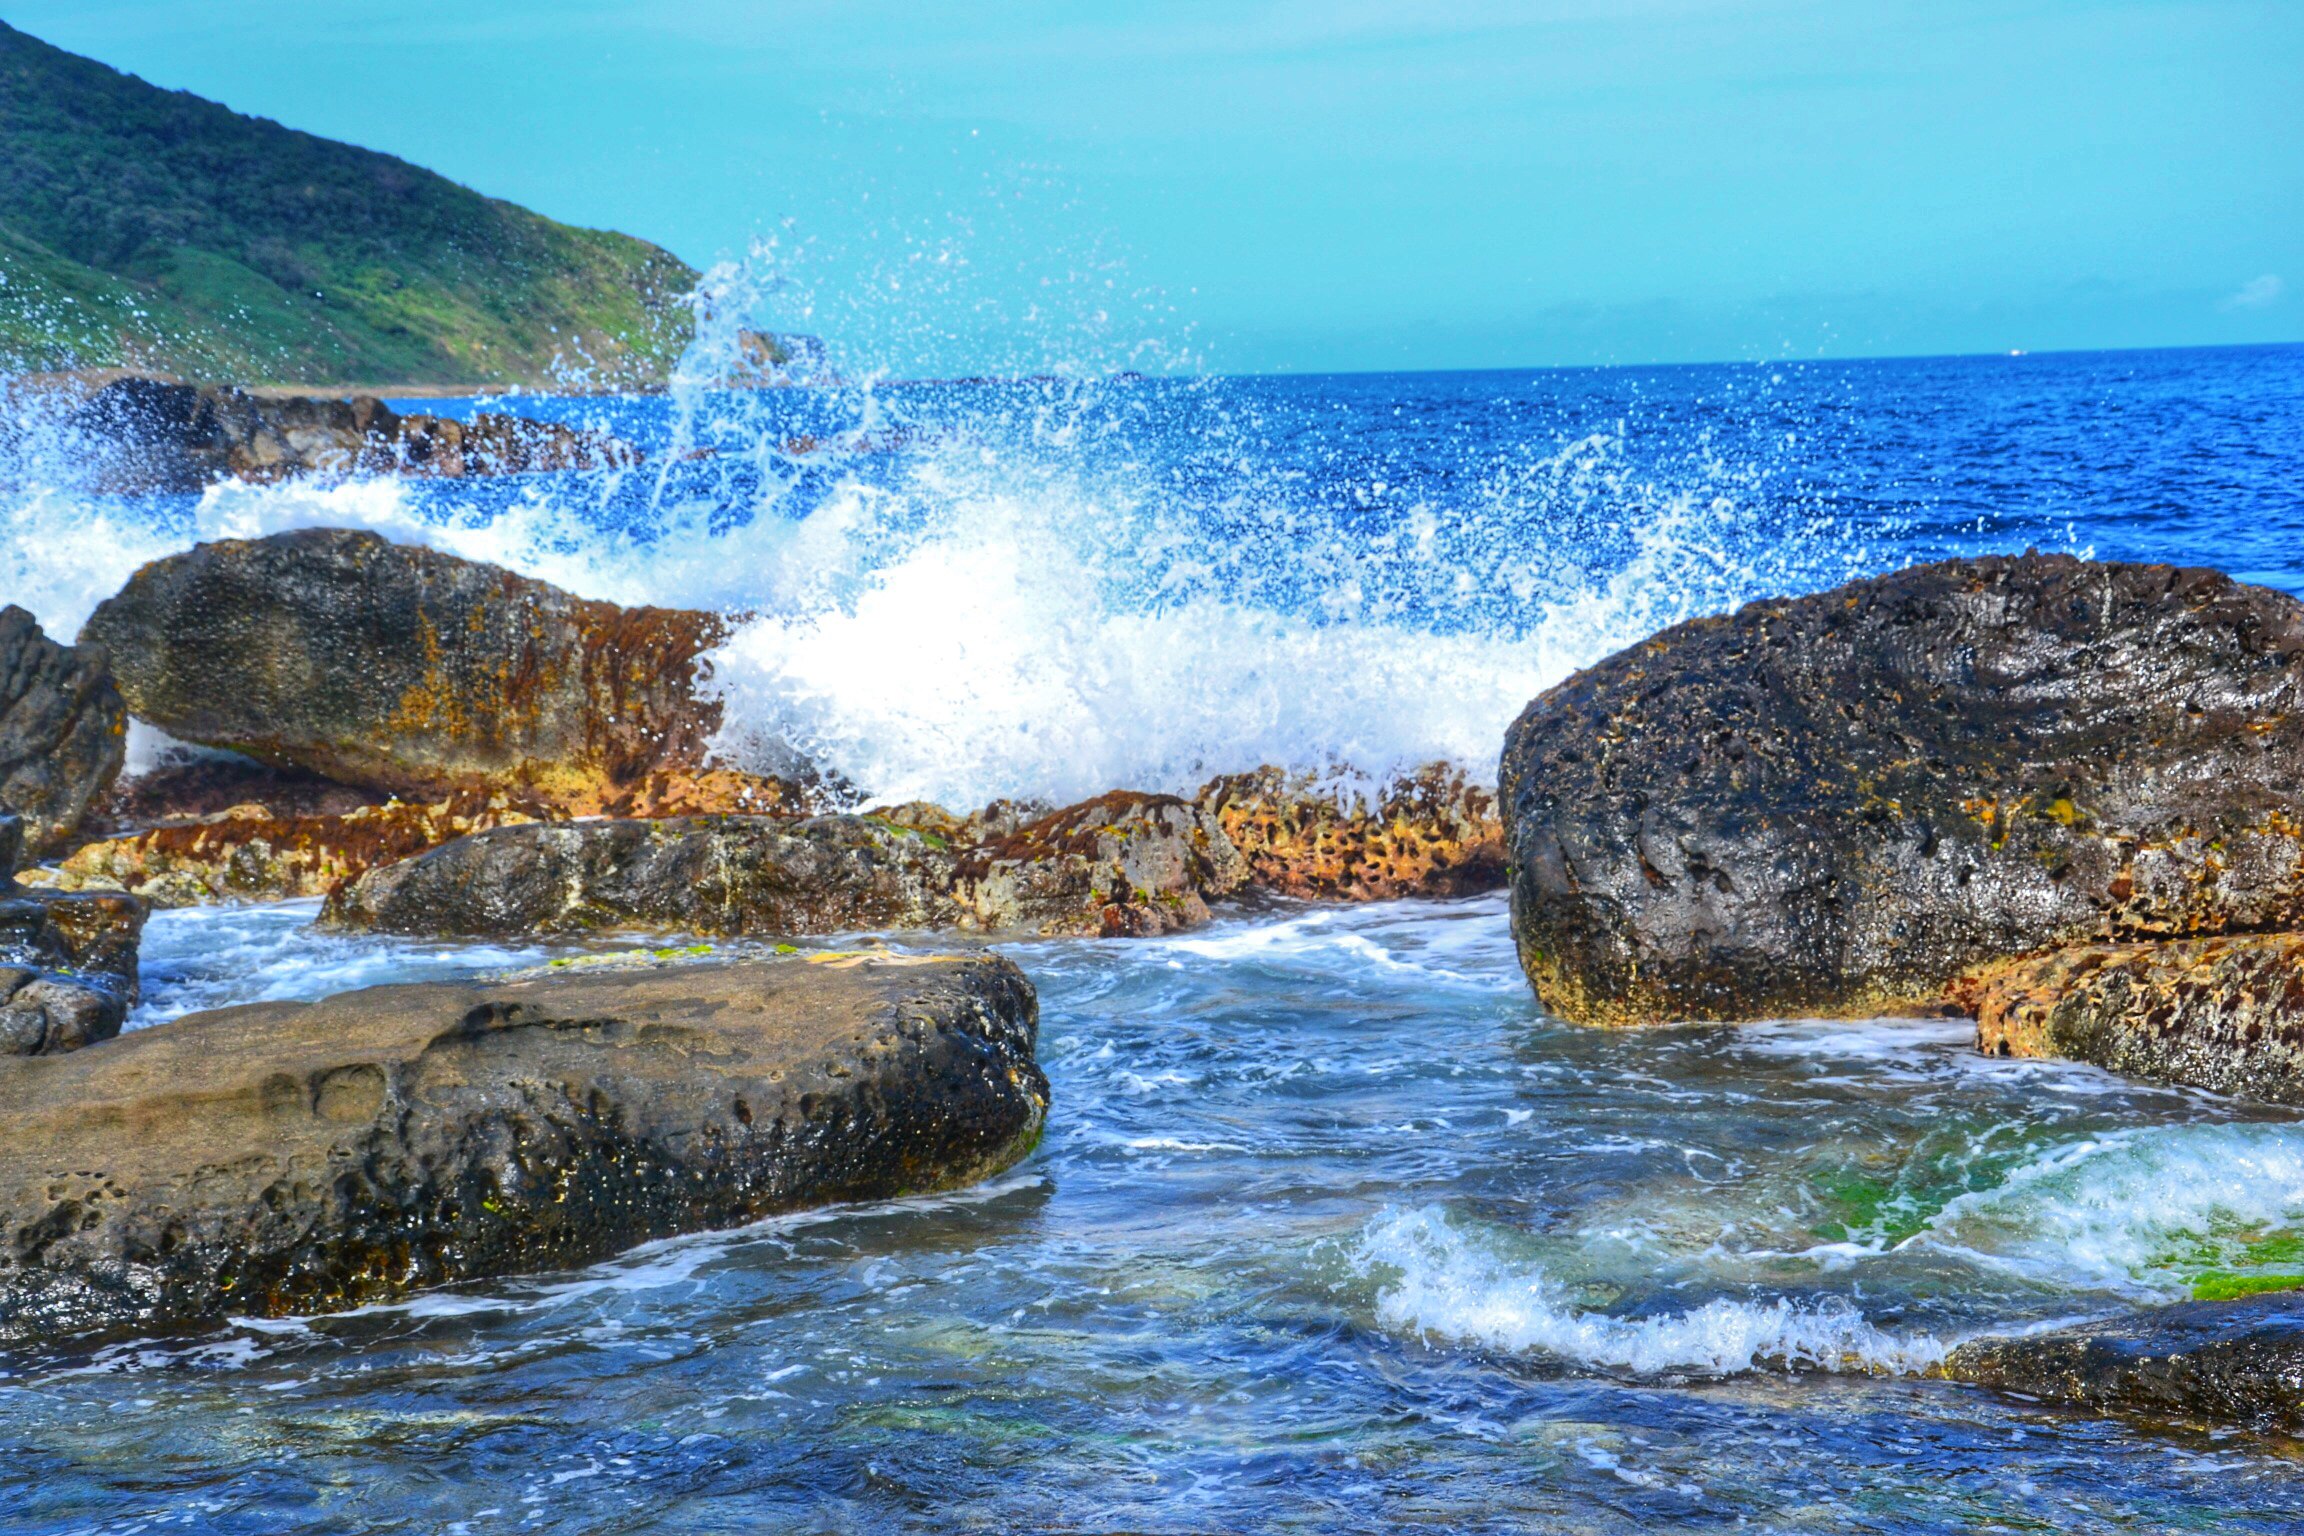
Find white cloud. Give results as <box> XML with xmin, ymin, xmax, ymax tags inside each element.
<box><xmin>2223</xmin><ymin>273</ymin><xmax>2285</xmax><ymax>310</ymax></box>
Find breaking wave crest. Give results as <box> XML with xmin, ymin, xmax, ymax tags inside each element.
<box><xmin>1353</xmin><ymin>1205</ymin><xmax>1948</xmax><ymax>1377</ymax></box>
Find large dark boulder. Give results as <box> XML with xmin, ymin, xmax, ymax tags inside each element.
<box><xmin>1944</xmin><ymin>1295</ymin><xmax>2304</xmax><ymax>1432</ymax></box>
<box><xmin>323</xmin><ymin>792</ymin><xmax>1247</xmax><ymax>940</ymax></box>
<box><xmin>0</xmin><ymin>605</ymin><xmax>125</xmax><ymax>853</ymax></box>
<box><xmin>80</xmin><ymin>529</ymin><xmax>734</xmax><ymax>813</ymax></box>
<box><xmin>0</xmin><ymin>817</ymin><xmax>145</xmax><ymax>1055</ymax></box>
<box><xmin>1502</xmin><ymin>555</ymin><xmax>2304</xmax><ymax>1025</ymax></box>
<box><xmin>0</xmin><ymin>953</ymin><xmax>1045</xmax><ymax>1343</ymax></box>
<box><xmin>64</xmin><ymin>377</ymin><xmax>636</xmax><ymax>494</ymax></box>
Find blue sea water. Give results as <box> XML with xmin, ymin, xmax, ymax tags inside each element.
<box><xmin>2</xmin><ymin>342</ymin><xmax>2304</xmax><ymax>1532</ymax></box>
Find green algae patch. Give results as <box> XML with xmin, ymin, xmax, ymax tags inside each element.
<box><xmin>2191</xmin><ymin>1271</ymin><xmax>2304</xmax><ymax>1301</ymax></box>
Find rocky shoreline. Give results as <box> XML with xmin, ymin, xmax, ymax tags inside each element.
<box><xmin>3</xmin><ymin>527</ymin><xmax>2302</xmax><ymax>1431</ymax></box>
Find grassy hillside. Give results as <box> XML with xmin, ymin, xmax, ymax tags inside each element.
<box><xmin>0</xmin><ymin>21</ymin><xmax>701</xmax><ymax>387</ymax></box>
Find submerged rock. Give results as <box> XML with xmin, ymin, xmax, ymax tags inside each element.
<box><xmin>0</xmin><ymin>953</ymin><xmax>1045</xmax><ymax>1342</ymax></box>
<box><xmin>324</xmin><ymin>792</ymin><xmax>1246</xmax><ymax>940</ymax></box>
<box><xmin>1198</xmin><ymin>763</ymin><xmax>1504</xmax><ymax>902</ymax></box>
<box><xmin>1956</xmin><ymin>934</ymin><xmax>2304</xmax><ymax>1104</ymax></box>
<box><xmin>1944</xmin><ymin>1295</ymin><xmax>2304</xmax><ymax>1432</ymax></box>
<box><xmin>1503</xmin><ymin>554</ymin><xmax>2304</xmax><ymax>1026</ymax></box>
<box><xmin>0</xmin><ymin>818</ymin><xmax>144</xmax><ymax>1055</ymax></box>
<box><xmin>64</xmin><ymin>377</ymin><xmax>637</xmax><ymax>494</ymax></box>
<box><xmin>81</xmin><ymin>529</ymin><xmax>734</xmax><ymax>813</ymax></box>
<box><xmin>0</xmin><ymin>606</ymin><xmax>125</xmax><ymax>854</ymax></box>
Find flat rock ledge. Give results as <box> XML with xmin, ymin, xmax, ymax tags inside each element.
<box><xmin>1956</xmin><ymin>932</ymin><xmax>2304</xmax><ymax>1104</ymax></box>
<box><xmin>1504</xmin><ymin>554</ymin><xmax>2304</xmax><ymax>1025</ymax></box>
<box><xmin>1943</xmin><ymin>1296</ymin><xmax>2304</xmax><ymax>1433</ymax></box>
<box><xmin>0</xmin><ymin>953</ymin><xmax>1045</xmax><ymax>1344</ymax></box>
<box><xmin>323</xmin><ymin>793</ymin><xmax>1249</xmax><ymax>941</ymax></box>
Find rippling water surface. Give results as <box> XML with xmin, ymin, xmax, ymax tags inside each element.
<box><xmin>5</xmin><ymin>343</ymin><xmax>2304</xmax><ymax>1531</ymax></box>
<box><xmin>3</xmin><ymin>897</ymin><xmax>2301</xmax><ymax>1533</ymax></box>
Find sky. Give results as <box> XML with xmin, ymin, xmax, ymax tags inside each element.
<box><xmin>7</xmin><ymin>1</ymin><xmax>2300</xmax><ymax>375</ymax></box>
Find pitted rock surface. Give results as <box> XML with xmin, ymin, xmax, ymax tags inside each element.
<box><xmin>1503</xmin><ymin>554</ymin><xmax>2304</xmax><ymax>1025</ymax></box>
<box><xmin>323</xmin><ymin>793</ymin><xmax>1246</xmax><ymax>940</ymax></box>
<box><xmin>1957</xmin><ymin>932</ymin><xmax>2304</xmax><ymax>1103</ymax></box>
<box><xmin>0</xmin><ymin>954</ymin><xmax>1045</xmax><ymax>1342</ymax></box>
<box><xmin>81</xmin><ymin>528</ymin><xmax>730</xmax><ymax>813</ymax></box>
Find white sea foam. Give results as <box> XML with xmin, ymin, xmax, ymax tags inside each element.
<box><xmin>1906</xmin><ymin>1122</ymin><xmax>2304</xmax><ymax>1296</ymax></box>
<box><xmin>1354</xmin><ymin>1205</ymin><xmax>1947</xmax><ymax>1376</ymax></box>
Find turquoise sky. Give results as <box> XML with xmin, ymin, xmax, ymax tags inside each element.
<box><xmin>10</xmin><ymin>1</ymin><xmax>2300</xmax><ymax>374</ymax></box>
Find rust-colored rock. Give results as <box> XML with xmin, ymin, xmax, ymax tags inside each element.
<box><xmin>26</xmin><ymin>791</ymin><xmax>551</xmax><ymax>907</ymax></box>
<box><xmin>1197</xmin><ymin>763</ymin><xmax>1504</xmax><ymax>902</ymax></box>
<box><xmin>81</xmin><ymin>528</ymin><xmax>731</xmax><ymax>813</ymax></box>
<box><xmin>1956</xmin><ymin>932</ymin><xmax>2304</xmax><ymax>1104</ymax></box>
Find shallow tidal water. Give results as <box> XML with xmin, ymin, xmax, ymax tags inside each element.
<box><xmin>6</xmin><ymin>896</ymin><xmax>2304</xmax><ymax>1533</ymax></box>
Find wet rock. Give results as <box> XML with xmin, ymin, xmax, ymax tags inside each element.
<box><xmin>92</xmin><ymin>754</ymin><xmax>388</xmax><ymax>830</ymax></box>
<box><xmin>26</xmin><ymin>790</ymin><xmax>551</xmax><ymax>908</ymax></box>
<box><xmin>64</xmin><ymin>377</ymin><xmax>637</xmax><ymax>494</ymax></box>
<box><xmin>81</xmin><ymin>528</ymin><xmax>732</xmax><ymax>812</ymax></box>
<box><xmin>1502</xmin><ymin>554</ymin><xmax>2304</xmax><ymax>1025</ymax></box>
<box><xmin>0</xmin><ymin>606</ymin><xmax>125</xmax><ymax>854</ymax></box>
<box><xmin>323</xmin><ymin>792</ymin><xmax>1247</xmax><ymax>940</ymax></box>
<box><xmin>953</xmin><ymin>791</ymin><xmax>1249</xmax><ymax>937</ymax></box>
<box><xmin>0</xmin><ymin>953</ymin><xmax>1046</xmax><ymax>1342</ymax></box>
<box><xmin>0</xmin><ymin>818</ymin><xmax>144</xmax><ymax>1055</ymax></box>
<box><xmin>1954</xmin><ymin>933</ymin><xmax>2304</xmax><ymax>1104</ymax></box>
<box><xmin>1198</xmin><ymin>763</ymin><xmax>1504</xmax><ymax>902</ymax></box>
<box><xmin>1943</xmin><ymin>1295</ymin><xmax>2304</xmax><ymax>1432</ymax></box>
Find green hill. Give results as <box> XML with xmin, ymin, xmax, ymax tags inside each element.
<box><xmin>0</xmin><ymin>21</ymin><xmax>700</xmax><ymax>387</ymax></box>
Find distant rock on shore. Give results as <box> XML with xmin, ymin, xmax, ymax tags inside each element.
<box><xmin>1197</xmin><ymin>763</ymin><xmax>1504</xmax><ymax>901</ymax></box>
<box><xmin>0</xmin><ymin>953</ymin><xmax>1045</xmax><ymax>1343</ymax></box>
<box><xmin>1502</xmin><ymin>554</ymin><xmax>2304</xmax><ymax>1026</ymax></box>
<box><xmin>61</xmin><ymin>377</ymin><xmax>638</xmax><ymax>493</ymax></box>
<box><xmin>81</xmin><ymin>528</ymin><xmax>744</xmax><ymax>815</ymax></box>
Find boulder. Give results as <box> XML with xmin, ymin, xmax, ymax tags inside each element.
<box><xmin>64</xmin><ymin>377</ymin><xmax>637</xmax><ymax>494</ymax></box>
<box><xmin>1198</xmin><ymin>762</ymin><xmax>1504</xmax><ymax>902</ymax></box>
<box><xmin>323</xmin><ymin>792</ymin><xmax>1247</xmax><ymax>940</ymax></box>
<box><xmin>93</xmin><ymin>755</ymin><xmax>388</xmax><ymax>829</ymax></box>
<box><xmin>1502</xmin><ymin>555</ymin><xmax>2304</xmax><ymax>1025</ymax></box>
<box><xmin>81</xmin><ymin>529</ymin><xmax>732</xmax><ymax>812</ymax></box>
<box><xmin>0</xmin><ymin>953</ymin><xmax>1046</xmax><ymax>1342</ymax></box>
<box><xmin>1943</xmin><ymin>1295</ymin><xmax>2304</xmax><ymax>1432</ymax></box>
<box><xmin>0</xmin><ymin>605</ymin><xmax>125</xmax><ymax>853</ymax></box>
<box><xmin>0</xmin><ymin>817</ymin><xmax>144</xmax><ymax>1055</ymax></box>
<box><xmin>1956</xmin><ymin>933</ymin><xmax>2304</xmax><ymax>1104</ymax></box>
<box><xmin>26</xmin><ymin>790</ymin><xmax>550</xmax><ymax>908</ymax></box>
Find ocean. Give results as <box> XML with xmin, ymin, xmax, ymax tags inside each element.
<box><xmin>3</xmin><ymin>342</ymin><xmax>2303</xmax><ymax>1532</ymax></box>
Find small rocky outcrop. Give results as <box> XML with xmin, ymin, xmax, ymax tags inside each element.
<box><xmin>25</xmin><ymin>791</ymin><xmax>550</xmax><ymax>908</ymax></box>
<box><xmin>1503</xmin><ymin>555</ymin><xmax>2304</xmax><ymax>1026</ymax></box>
<box><xmin>64</xmin><ymin>377</ymin><xmax>637</xmax><ymax>494</ymax></box>
<box><xmin>1198</xmin><ymin>763</ymin><xmax>1504</xmax><ymax>902</ymax></box>
<box><xmin>323</xmin><ymin>792</ymin><xmax>1246</xmax><ymax>940</ymax></box>
<box><xmin>0</xmin><ymin>606</ymin><xmax>125</xmax><ymax>854</ymax></box>
<box><xmin>1943</xmin><ymin>1295</ymin><xmax>2304</xmax><ymax>1432</ymax></box>
<box><xmin>81</xmin><ymin>529</ymin><xmax>732</xmax><ymax>813</ymax></box>
<box><xmin>0</xmin><ymin>953</ymin><xmax>1045</xmax><ymax>1342</ymax></box>
<box><xmin>0</xmin><ymin>818</ymin><xmax>144</xmax><ymax>1055</ymax></box>
<box><xmin>1955</xmin><ymin>934</ymin><xmax>2304</xmax><ymax>1104</ymax></box>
